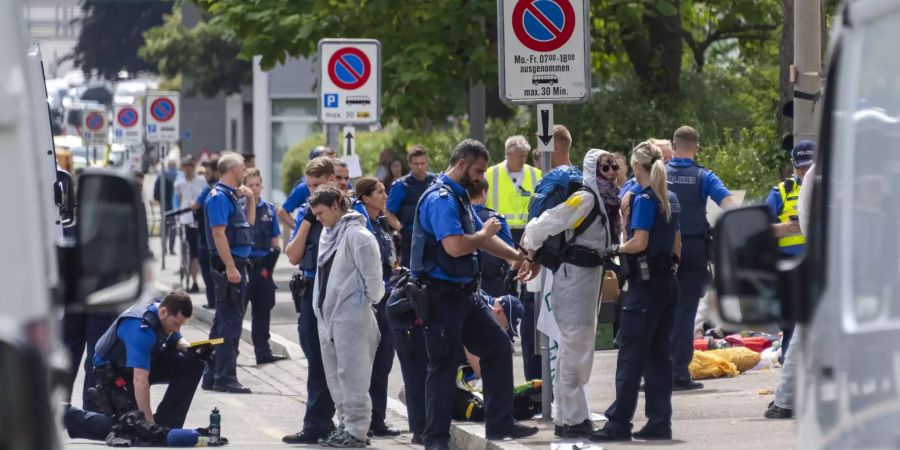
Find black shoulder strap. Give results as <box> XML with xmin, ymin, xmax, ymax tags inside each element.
<box><xmin>570</xmin><ymin>187</ymin><xmax>603</xmax><ymax>243</ymax></box>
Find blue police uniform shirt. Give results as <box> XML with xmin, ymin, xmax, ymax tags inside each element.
<box><xmin>249</xmin><ymin>199</ymin><xmax>282</xmax><ymax>258</ymax></box>
<box><xmin>417</xmin><ymin>174</ymin><xmax>484</xmax><ymax>282</ymax></box>
<box><xmin>92</xmin><ymin>303</ymin><xmax>182</xmax><ymax>371</ymax></box>
<box><xmin>764</xmin><ymin>176</ymin><xmax>804</xmax><ymax>256</ymax></box>
<box><xmin>282</xmin><ymin>182</ymin><xmax>310</xmax><ymax>215</ymax></box>
<box><xmin>473</xmin><ymin>204</ymin><xmax>514</xmax><ymax>247</ymax></box>
<box><xmin>631</xmin><ymin>191</ymin><xmax>681</xmax><ymax>232</ymax></box>
<box><xmin>619</xmin><ymin>177</ymin><xmax>639</xmax><ymax>199</ymax></box>
<box><xmin>205</xmin><ymin>183</ymin><xmax>253</xmax><ymax>259</ymax></box>
<box><xmin>385</xmin><ymin>180</ymin><xmax>408</xmax><ymax>224</ymax></box>
<box><xmin>668</xmin><ymin>158</ymin><xmax>732</xmax><ymax>204</ymax></box>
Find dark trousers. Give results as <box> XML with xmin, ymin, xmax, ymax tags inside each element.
<box><xmin>126</xmin><ymin>353</ymin><xmax>205</xmax><ymax>429</ymax></box>
<box><xmin>604</xmin><ymin>275</ymin><xmax>677</xmax><ymax>433</ymax></box>
<box><xmin>369</xmin><ymin>296</ymin><xmax>395</xmax><ymax>429</ymax></box>
<box><xmin>203</xmin><ymin>260</ymin><xmax>248</xmax><ymax>386</ymax></box>
<box><xmin>61</xmin><ymin>311</ymin><xmax>117</xmax><ymax>411</ymax></box>
<box><xmin>198</xmin><ymin>247</ymin><xmax>215</xmax><ymax>307</ymax></box>
<box><xmin>779</xmin><ymin>324</ymin><xmax>795</xmax><ymax>366</ymax></box>
<box><xmin>388</xmin><ymin>313</ymin><xmax>427</xmax><ymax>438</ymax></box>
<box><xmin>671</xmin><ymin>237</ymin><xmax>711</xmax><ymax>383</ymax></box>
<box><xmin>246</xmin><ymin>265</ymin><xmax>276</xmax><ymax>362</ymax></box>
<box><xmin>399</xmin><ymin>231</ymin><xmax>412</xmax><ymax>269</ymax></box>
<box><xmin>423</xmin><ymin>287</ymin><xmax>514</xmax><ymax>447</ymax></box>
<box><xmin>519</xmin><ymin>291</ymin><xmax>542</xmax><ymax>381</ymax></box>
<box><xmin>297</xmin><ymin>283</ymin><xmax>335</xmax><ymax>436</ymax></box>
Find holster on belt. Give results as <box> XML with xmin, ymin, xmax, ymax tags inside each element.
<box><xmin>289</xmin><ymin>272</ymin><xmax>311</xmax><ymax>313</ymax></box>
<box><xmin>90</xmin><ymin>364</ymin><xmax>137</xmax><ymax>418</ymax></box>
<box><xmin>406</xmin><ymin>276</ymin><xmax>430</xmax><ymax>324</ymax></box>
<box><xmin>211</xmin><ymin>266</ymin><xmax>242</xmax><ymax>307</ymax></box>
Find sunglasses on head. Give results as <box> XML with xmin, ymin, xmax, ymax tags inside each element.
<box><xmin>600</xmin><ymin>161</ymin><xmax>619</xmax><ymax>173</ymax></box>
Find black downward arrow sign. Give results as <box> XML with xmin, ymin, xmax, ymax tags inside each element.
<box><xmin>538</xmin><ymin>109</ymin><xmax>552</xmax><ymax>146</ymax></box>
<box><xmin>345</xmin><ymin>131</ymin><xmax>354</xmax><ymax>153</ymax></box>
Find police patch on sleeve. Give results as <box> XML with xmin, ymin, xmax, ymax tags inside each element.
<box><xmin>640</xmin><ymin>193</ymin><xmax>651</xmax><ymax>200</ymax></box>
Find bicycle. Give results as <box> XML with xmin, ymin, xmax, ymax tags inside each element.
<box><xmin>165</xmin><ymin>207</ymin><xmax>194</xmax><ymax>291</ymax></box>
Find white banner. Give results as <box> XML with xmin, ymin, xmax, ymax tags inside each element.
<box><xmin>535</xmin><ymin>269</ymin><xmax>559</xmax><ymax>384</ymax></box>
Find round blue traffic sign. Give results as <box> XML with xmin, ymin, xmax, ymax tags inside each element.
<box><xmin>512</xmin><ymin>0</ymin><xmax>576</xmax><ymax>52</ymax></box>
<box><xmin>150</xmin><ymin>98</ymin><xmax>176</xmax><ymax>122</ymax></box>
<box><xmin>117</xmin><ymin>107</ymin><xmax>138</xmax><ymax>128</ymax></box>
<box><xmin>328</xmin><ymin>47</ymin><xmax>371</xmax><ymax>90</ymax></box>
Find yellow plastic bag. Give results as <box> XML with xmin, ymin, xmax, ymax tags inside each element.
<box><xmin>709</xmin><ymin>347</ymin><xmax>762</xmax><ymax>373</ymax></box>
<box><xmin>689</xmin><ymin>351</ymin><xmax>739</xmax><ymax>380</ymax></box>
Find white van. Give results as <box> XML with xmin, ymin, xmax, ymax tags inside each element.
<box><xmin>712</xmin><ymin>2</ymin><xmax>900</xmax><ymax>448</ymax></box>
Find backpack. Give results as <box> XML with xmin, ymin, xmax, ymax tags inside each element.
<box><xmin>527</xmin><ymin>166</ymin><xmax>603</xmax><ymax>272</ymax></box>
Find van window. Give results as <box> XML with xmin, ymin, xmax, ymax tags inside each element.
<box><xmin>839</xmin><ymin>10</ymin><xmax>900</xmax><ymax>329</ymax></box>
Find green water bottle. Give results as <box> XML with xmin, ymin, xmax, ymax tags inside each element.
<box><xmin>208</xmin><ymin>407</ymin><xmax>221</xmax><ymax>446</ymax></box>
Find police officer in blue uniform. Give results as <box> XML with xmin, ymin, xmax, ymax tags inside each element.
<box><xmin>201</xmin><ymin>152</ymin><xmax>256</xmax><ymax>394</ymax></box>
<box><xmin>386</xmin><ymin>145</ymin><xmax>436</xmax><ymax>268</ymax></box>
<box><xmin>92</xmin><ymin>292</ymin><xmax>202</xmax><ymax>428</ymax></box>
<box><xmin>277</xmin><ymin>146</ymin><xmax>335</xmax><ymax>236</ymax></box>
<box><xmin>663</xmin><ymin>126</ymin><xmax>736</xmax><ymax>391</ymax></box>
<box><xmin>243</xmin><ymin>168</ymin><xmax>288</xmax><ymax>366</ymax></box>
<box><xmin>411</xmin><ymin>139</ymin><xmax>537</xmax><ymax>450</ymax></box>
<box><xmin>353</xmin><ymin>176</ymin><xmax>403</xmax><ymax>437</ymax></box>
<box><xmin>194</xmin><ymin>155</ymin><xmax>219</xmax><ymax>309</ymax></box>
<box><xmin>591</xmin><ymin>141</ymin><xmax>681</xmax><ymax>442</ymax></box>
<box><xmin>282</xmin><ymin>157</ymin><xmax>337</xmax><ymax>444</ymax></box>
<box><xmin>468</xmin><ymin>179</ymin><xmax>515</xmax><ymax>297</ymax></box>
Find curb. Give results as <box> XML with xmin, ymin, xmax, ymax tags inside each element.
<box><xmin>154</xmin><ymin>282</ymin><xmax>529</xmax><ymax>450</ymax></box>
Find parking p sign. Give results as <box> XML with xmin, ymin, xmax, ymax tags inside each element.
<box><xmin>318</xmin><ymin>39</ymin><xmax>380</xmax><ymax>124</ymax></box>
<box><xmin>498</xmin><ymin>0</ymin><xmax>591</xmax><ymax>104</ymax></box>
<box><xmin>145</xmin><ymin>91</ymin><xmax>180</xmax><ymax>142</ymax></box>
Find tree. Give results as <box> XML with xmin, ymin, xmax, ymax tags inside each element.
<box><xmin>140</xmin><ymin>7</ymin><xmax>251</xmax><ymax>97</ymax></box>
<box><xmin>71</xmin><ymin>0</ymin><xmax>173</xmax><ymax>79</ymax></box>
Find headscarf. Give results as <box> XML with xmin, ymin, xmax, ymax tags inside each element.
<box><xmin>588</xmin><ymin>149</ymin><xmax>622</xmax><ymax>242</ymax></box>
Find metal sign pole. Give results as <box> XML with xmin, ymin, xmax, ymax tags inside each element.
<box><xmin>159</xmin><ymin>142</ymin><xmax>167</xmax><ymax>270</ymax></box>
<box><xmin>536</xmin><ymin>103</ymin><xmax>554</xmax><ymax>421</ymax></box>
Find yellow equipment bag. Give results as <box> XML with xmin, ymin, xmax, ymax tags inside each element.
<box><xmin>709</xmin><ymin>347</ymin><xmax>762</xmax><ymax>373</ymax></box>
<box><xmin>689</xmin><ymin>351</ymin><xmax>739</xmax><ymax>380</ymax></box>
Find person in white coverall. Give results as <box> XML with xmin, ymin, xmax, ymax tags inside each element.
<box><xmin>309</xmin><ymin>185</ymin><xmax>385</xmax><ymax>447</ymax></box>
<box><xmin>518</xmin><ymin>149</ymin><xmax>612</xmax><ymax>438</ymax></box>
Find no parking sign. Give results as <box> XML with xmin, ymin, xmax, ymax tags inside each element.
<box><xmin>113</xmin><ymin>103</ymin><xmax>143</xmax><ymax>145</ymax></box>
<box><xmin>145</xmin><ymin>91</ymin><xmax>180</xmax><ymax>142</ymax></box>
<box><xmin>80</xmin><ymin>107</ymin><xmax>108</xmax><ymax>145</ymax></box>
<box><xmin>318</xmin><ymin>39</ymin><xmax>380</xmax><ymax>124</ymax></box>
<box><xmin>498</xmin><ymin>0</ymin><xmax>590</xmax><ymax>104</ymax></box>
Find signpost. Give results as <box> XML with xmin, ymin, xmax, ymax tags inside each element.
<box><xmin>146</xmin><ymin>91</ymin><xmax>181</xmax><ymax>269</ymax></box>
<box><xmin>498</xmin><ymin>0</ymin><xmax>591</xmax><ymax>422</ymax></box>
<box><xmin>113</xmin><ymin>103</ymin><xmax>143</xmax><ymax>146</ymax></box>
<box><xmin>318</xmin><ymin>39</ymin><xmax>381</xmax><ymax>125</ymax></box>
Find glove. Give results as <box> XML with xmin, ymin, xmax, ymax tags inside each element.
<box><xmin>600</xmin><ymin>244</ymin><xmax>619</xmax><ymax>260</ymax></box>
<box><xmin>186</xmin><ymin>343</ymin><xmax>215</xmax><ymax>362</ymax></box>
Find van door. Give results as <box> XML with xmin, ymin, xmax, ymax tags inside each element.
<box><xmin>801</xmin><ymin>2</ymin><xmax>900</xmax><ymax>448</ymax></box>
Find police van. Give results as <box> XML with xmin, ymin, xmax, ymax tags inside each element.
<box><xmin>711</xmin><ymin>1</ymin><xmax>900</xmax><ymax>448</ymax></box>
<box><xmin>1</xmin><ymin>1</ymin><xmax>148</xmax><ymax>448</ymax></box>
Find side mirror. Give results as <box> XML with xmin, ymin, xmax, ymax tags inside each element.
<box><xmin>711</xmin><ymin>206</ymin><xmax>782</xmax><ymax>328</ymax></box>
<box><xmin>72</xmin><ymin>169</ymin><xmax>147</xmax><ymax>308</ymax></box>
<box><xmin>55</xmin><ymin>169</ymin><xmax>75</xmax><ymax>226</ymax></box>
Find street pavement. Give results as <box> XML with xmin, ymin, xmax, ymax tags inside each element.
<box><xmin>63</xmin><ymin>229</ymin><xmax>796</xmax><ymax>449</ymax></box>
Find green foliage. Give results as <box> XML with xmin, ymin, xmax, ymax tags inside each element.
<box><xmin>140</xmin><ymin>6</ymin><xmax>251</xmax><ymax>97</ymax></box>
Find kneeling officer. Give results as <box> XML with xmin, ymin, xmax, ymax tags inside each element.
<box><xmin>91</xmin><ymin>292</ymin><xmax>204</xmax><ymax>429</ymax></box>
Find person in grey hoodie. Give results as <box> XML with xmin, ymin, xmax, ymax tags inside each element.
<box><xmin>518</xmin><ymin>149</ymin><xmax>612</xmax><ymax>438</ymax></box>
<box><xmin>309</xmin><ymin>185</ymin><xmax>386</xmax><ymax>448</ymax></box>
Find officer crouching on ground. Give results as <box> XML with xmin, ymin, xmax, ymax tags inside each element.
<box><xmin>91</xmin><ymin>292</ymin><xmax>202</xmax><ymax>428</ymax></box>
<box><xmin>202</xmin><ymin>152</ymin><xmax>256</xmax><ymax>394</ymax></box>
<box><xmin>410</xmin><ymin>139</ymin><xmax>538</xmax><ymax>450</ymax></box>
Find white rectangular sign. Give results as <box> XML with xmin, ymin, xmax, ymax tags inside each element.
<box><xmin>318</xmin><ymin>39</ymin><xmax>381</xmax><ymax>125</ymax></box>
<box><xmin>498</xmin><ymin>0</ymin><xmax>591</xmax><ymax>104</ymax></box>
<box><xmin>145</xmin><ymin>91</ymin><xmax>180</xmax><ymax>142</ymax></box>
<box><xmin>113</xmin><ymin>103</ymin><xmax>144</xmax><ymax>145</ymax></box>
<box><xmin>80</xmin><ymin>106</ymin><xmax>108</xmax><ymax>145</ymax></box>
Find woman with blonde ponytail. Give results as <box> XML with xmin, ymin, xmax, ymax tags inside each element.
<box><xmin>591</xmin><ymin>141</ymin><xmax>682</xmax><ymax>443</ymax></box>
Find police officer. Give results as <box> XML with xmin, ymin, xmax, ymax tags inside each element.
<box><xmin>468</xmin><ymin>179</ymin><xmax>516</xmax><ymax>297</ymax></box>
<box><xmin>194</xmin><ymin>154</ymin><xmax>220</xmax><ymax>309</ymax></box>
<box><xmin>763</xmin><ymin>140</ymin><xmax>815</xmax><ymax>377</ymax></box>
<box><xmin>591</xmin><ymin>141</ymin><xmax>681</xmax><ymax>442</ymax></box>
<box><xmin>385</xmin><ymin>145</ymin><xmax>436</xmax><ymax>268</ymax></box>
<box><xmin>282</xmin><ymin>157</ymin><xmax>338</xmax><ymax>444</ymax></box>
<box><xmin>664</xmin><ymin>126</ymin><xmax>736</xmax><ymax>391</ymax></box>
<box><xmin>201</xmin><ymin>152</ymin><xmax>256</xmax><ymax>394</ymax></box>
<box><xmin>484</xmin><ymin>135</ymin><xmax>541</xmax><ymax>243</ymax></box>
<box><xmin>277</xmin><ymin>146</ymin><xmax>336</xmax><ymax>237</ymax></box>
<box><xmin>92</xmin><ymin>292</ymin><xmax>202</xmax><ymax>428</ymax></box>
<box><xmin>412</xmin><ymin>139</ymin><xmax>537</xmax><ymax>450</ymax></box>
<box><xmin>243</xmin><ymin>168</ymin><xmax>288</xmax><ymax>366</ymax></box>
<box><xmin>353</xmin><ymin>176</ymin><xmax>403</xmax><ymax>437</ymax></box>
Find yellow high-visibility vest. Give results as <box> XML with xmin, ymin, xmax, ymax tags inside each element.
<box><xmin>777</xmin><ymin>179</ymin><xmax>806</xmax><ymax>248</ymax></box>
<box><xmin>484</xmin><ymin>162</ymin><xmax>541</xmax><ymax>229</ymax></box>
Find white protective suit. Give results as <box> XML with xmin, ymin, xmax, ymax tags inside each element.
<box><xmin>312</xmin><ymin>211</ymin><xmax>386</xmax><ymax>441</ymax></box>
<box><xmin>522</xmin><ymin>149</ymin><xmax>612</xmax><ymax>427</ymax></box>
